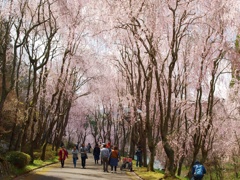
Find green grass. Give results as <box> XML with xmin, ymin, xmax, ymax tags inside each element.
<box><xmin>132</xmin><ymin>166</ymin><xmax>165</xmax><ymax>180</ymax></box>
<box><xmin>27</xmin><ymin>158</ymin><xmax>58</xmax><ymax>170</ymax></box>
<box><xmin>122</xmin><ymin>155</ymin><xmax>240</xmax><ymax>180</ymax></box>
<box><xmin>8</xmin><ymin>156</ymin><xmax>59</xmax><ymax>179</ymax></box>
<box><xmin>128</xmin><ymin>159</ymin><xmax>184</xmax><ymax>180</ymax></box>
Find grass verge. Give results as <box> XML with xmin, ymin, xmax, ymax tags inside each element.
<box><xmin>128</xmin><ymin>159</ymin><xmax>188</xmax><ymax>180</ymax></box>
<box><xmin>132</xmin><ymin>166</ymin><xmax>165</xmax><ymax>180</ymax></box>
<box><xmin>6</xmin><ymin>157</ymin><xmax>59</xmax><ymax>179</ymax></box>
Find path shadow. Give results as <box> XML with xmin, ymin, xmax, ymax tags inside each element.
<box><xmin>13</xmin><ymin>174</ymin><xmax>63</xmax><ymax>180</ymax></box>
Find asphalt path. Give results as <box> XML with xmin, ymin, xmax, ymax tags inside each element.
<box><xmin>13</xmin><ymin>153</ymin><xmax>140</xmax><ymax>180</ymax></box>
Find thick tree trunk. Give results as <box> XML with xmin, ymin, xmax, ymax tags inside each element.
<box><xmin>141</xmin><ymin>133</ymin><xmax>147</xmax><ymax>167</ymax></box>
<box><xmin>129</xmin><ymin>124</ymin><xmax>136</xmax><ymax>157</ymax></box>
<box><xmin>177</xmin><ymin>156</ymin><xmax>185</xmax><ymax>176</ymax></box>
<box><xmin>120</xmin><ymin>119</ymin><xmax>128</xmax><ymax>157</ymax></box>
<box><xmin>20</xmin><ymin>113</ymin><xmax>32</xmax><ymax>151</ymax></box>
<box><xmin>41</xmin><ymin>142</ymin><xmax>48</xmax><ymax>161</ymax></box>
<box><xmin>163</xmin><ymin>140</ymin><xmax>176</xmax><ymax>177</ymax></box>
<box><xmin>9</xmin><ymin>120</ymin><xmax>17</xmax><ymax>150</ymax></box>
<box><xmin>148</xmin><ymin>147</ymin><xmax>156</xmax><ymax>171</ymax></box>
<box><xmin>14</xmin><ymin>129</ymin><xmax>23</xmax><ymax>151</ymax></box>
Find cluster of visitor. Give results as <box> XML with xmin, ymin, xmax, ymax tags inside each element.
<box><xmin>93</xmin><ymin>142</ymin><xmax>135</xmax><ymax>173</ymax></box>
<box><xmin>58</xmin><ymin>142</ymin><xmax>132</xmax><ymax>173</ymax></box>
<box><xmin>58</xmin><ymin>143</ymin><xmax>88</xmax><ymax>169</ymax></box>
<box><xmin>58</xmin><ymin>142</ymin><xmax>206</xmax><ymax>179</ymax></box>
<box><xmin>99</xmin><ymin>143</ymin><xmax>121</xmax><ymax>172</ymax></box>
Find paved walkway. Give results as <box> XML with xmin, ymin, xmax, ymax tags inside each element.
<box><xmin>13</xmin><ymin>153</ymin><xmax>140</xmax><ymax>180</ymax></box>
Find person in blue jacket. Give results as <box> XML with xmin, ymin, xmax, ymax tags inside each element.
<box><xmin>135</xmin><ymin>146</ymin><xmax>142</xmax><ymax>167</ymax></box>
<box><xmin>191</xmin><ymin>160</ymin><xmax>206</xmax><ymax>180</ymax></box>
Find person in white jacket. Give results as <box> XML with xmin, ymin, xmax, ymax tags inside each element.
<box><xmin>72</xmin><ymin>146</ymin><xmax>78</xmax><ymax>168</ymax></box>
<box><xmin>100</xmin><ymin>143</ymin><xmax>110</xmax><ymax>172</ymax></box>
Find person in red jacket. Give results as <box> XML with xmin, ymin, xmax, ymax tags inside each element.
<box><xmin>58</xmin><ymin>145</ymin><xmax>68</xmax><ymax>168</ymax></box>
<box><xmin>106</xmin><ymin>142</ymin><xmax>110</xmax><ymax>148</ymax></box>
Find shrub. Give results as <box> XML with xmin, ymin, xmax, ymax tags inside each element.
<box><xmin>6</xmin><ymin>151</ymin><xmax>31</xmax><ymax>169</ymax></box>
<box><xmin>33</xmin><ymin>151</ymin><xmax>41</xmax><ymax>160</ymax></box>
<box><xmin>45</xmin><ymin>150</ymin><xmax>55</xmax><ymax>160</ymax></box>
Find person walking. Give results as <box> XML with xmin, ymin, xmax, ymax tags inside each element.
<box><xmin>93</xmin><ymin>144</ymin><xmax>100</xmax><ymax>164</ymax></box>
<box><xmin>100</xmin><ymin>143</ymin><xmax>110</xmax><ymax>172</ymax></box>
<box><xmin>72</xmin><ymin>145</ymin><xmax>78</xmax><ymax>168</ymax></box>
<box><xmin>191</xmin><ymin>160</ymin><xmax>206</xmax><ymax>180</ymax></box>
<box><xmin>135</xmin><ymin>146</ymin><xmax>142</xmax><ymax>167</ymax></box>
<box><xmin>58</xmin><ymin>145</ymin><xmax>68</xmax><ymax>168</ymax></box>
<box><xmin>80</xmin><ymin>143</ymin><xmax>88</xmax><ymax>169</ymax></box>
<box><xmin>109</xmin><ymin>146</ymin><xmax>120</xmax><ymax>173</ymax></box>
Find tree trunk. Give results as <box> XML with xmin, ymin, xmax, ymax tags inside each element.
<box><xmin>142</xmin><ymin>133</ymin><xmax>147</xmax><ymax>167</ymax></box>
<box><xmin>129</xmin><ymin>124</ymin><xmax>136</xmax><ymax>157</ymax></box>
<box><xmin>41</xmin><ymin>142</ymin><xmax>48</xmax><ymax>161</ymax></box>
<box><xmin>148</xmin><ymin>147</ymin><xmax>156</xmax><ymax>171</ymax></box>
<box><xmin>177</xmin><ymin>155</ymin><xmax>185</xmax><ymax>176</ymax></box>
<box><xmin>9</xmin><ymin>121</ymin><xmax>17</xmax><ymax>150</ymax></box>
<box><xmin>163</xmin><ymin>140</ymin><xmax>176</xmax><ymax>177</ymax></box>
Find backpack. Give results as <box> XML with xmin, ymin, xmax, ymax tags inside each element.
<box><xmin>101</xmin><ymin>148</ymin><xmax>109</xmax><ymax>158</ymax></box>
<box><xmin>111</xmin><ymin>150</ymin><xmax>119</xmax><ymax>158</ymax></box>
<box><xmin>194</xmin><ymin>164</ymin><xmax>203</xmax><ymax>177</ymax></box>
<box><xmin>135</xmin><ymin>149</ymin><xmax>142</xmax><ymax>156</ymax></box>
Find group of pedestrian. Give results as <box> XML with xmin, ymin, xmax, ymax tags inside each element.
<box><xmin>58</xmin><ymin>142</ymin><xmax>136</xmax><ymax>173</ymax></box>
<box><xmin>58</xmin><ymin>143</ymin><xmax>89</xmax><ymax>169</ymax></box>
<box><xmin>59</xmin><ymin>142</ymin><xmax>206</xmax><ymax>180</ymax></box>
<box><xmin>99</xmin><ymin>143</ymin><xmax>121</xmax><ymax>173</ymax></box>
